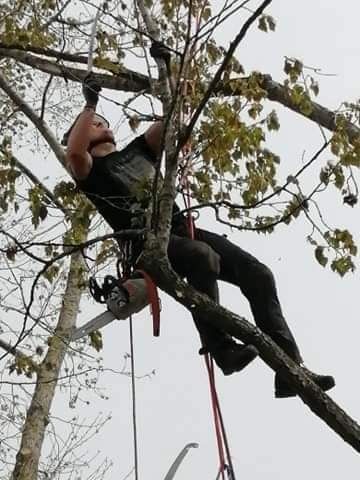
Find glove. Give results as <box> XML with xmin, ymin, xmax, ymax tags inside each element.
<box><xmin>149</xmin><ymin>40</ymin><xmax>171</xmax><ymax>66</ymax></box>
<box><xmin>82</xmin><ymin>73</ymin><xmax>101</xmax><ymax>108</ymax></box>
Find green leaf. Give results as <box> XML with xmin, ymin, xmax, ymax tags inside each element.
<box><xmin>284</xmin><ymin>58</ymin><xmax>303</xmax><ymax>83</ymax></box>
<box><xmin>258</xmin><ymin>16</ymin><xmax>267</xmax><ymax>32</ymax></box>
<box><xmin>266</xmin><ymin>110</ymin><xmax>280</xmax><ymax>131</ymax></box>
<box><xmin>89</xmin><ymin>331</ymin><xmax>103</xmax><ymax>352</ymax></box>
<box><xmin>43</xmin><ymin>264</ymin><xmax>59</xmax><ymax>284</ymax></box>
<box><xmin>310</xmin><ymin>78</ymin><xmax>319</xmax><ymax>96</ymax></box>
<box><xmin>331</xmin><ymin>256</ymin><xmax>355</xmax><ymax>277</ymax></box>
<box><xmin>202</xmin><ymin>7</ymin><xmax>212</xmax><ymax>22</ymax></box>
<box><xmin>315</xmin><ymin>246</ymin><xmax>328</xmax><ymax>267</ymax></box>
<box><xmin>5</xmin><ymin>245</ymin><xmax>17</xmax><ymax>261</ymax></box>
<box><xmin>266</xmin><ymin>15</ymin><xmax>276</xmax><ymax>31</ymax></box>
<box><xmin>39</xmin><ymin>204</ymin><xmax>48</xmax><ymax>221</ymax></box>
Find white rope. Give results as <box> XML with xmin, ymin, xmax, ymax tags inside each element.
<box><xmin>129</xmin><ymin>314</ymin><xmax>139</xmax><ymax>480</ymax></box>
<box><xmin>87</xmin><ymin>1</ymin><xmax>107</xmax><ymax>72</ymax></box>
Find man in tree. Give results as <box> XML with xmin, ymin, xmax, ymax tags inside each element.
<box><xmin>64</xmin><ymin>44</ymin><xmax>335</xmax><ymax>398</ymax></box>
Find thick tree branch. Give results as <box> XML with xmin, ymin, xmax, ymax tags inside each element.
<box><xmin>134</xmin><ymin>0</ymin><xmax>360</xmax><ymax>456</ymax></box>
<box><xmin>129</xmin><ymin>2</ymin><xmax>359</xmax><ymax>440</ymax></box>
<box><xmin>1</xmin><ymin>46</ymin><xmax>360</xmax><ymax>145</ymax></box>
<box><xmin>0</xmin><ymin>337</ymin><xmax>19</xmax><ymax>356</ymax></box>
<box><xmin>140</xmin><ymin>239</ymin><xmax>360</xmax><ymax>455</ymax></box>
<box><xmin>0</xmin><ymin>43</ymin><xmax>102</xmax><ymax>66</ymax></box>
<box><xmin>0</xmin><ymin>47</ymin><xmax>149</xmax><ymax>92</ymax></box>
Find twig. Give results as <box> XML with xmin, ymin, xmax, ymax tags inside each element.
<box><xmin>180</xmin><ymin>0</ymin><xmax>273</xmax><ymax>150</ymax></box>
<box><xmin>0</xmin><ymin>147</ymin><xmax>68</xmax><ymax>214</ymax></box>
<box><xmin>0</xmin><ymin>71</ymin><xmax>66</xmax><ymax>167</ymax></box>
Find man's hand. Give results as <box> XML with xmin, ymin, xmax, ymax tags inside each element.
<box><xmin>82</xmin><ymin>73</ymin><xmax>101</xmax><ymax>108</ymax></box>
<box><xmin>149</xmin><ymin>40</ymin><xmax>171</xmax><ymax>67</ymax></box>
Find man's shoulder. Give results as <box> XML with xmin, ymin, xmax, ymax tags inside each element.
<box><xmin>119</xmin><ymin>134</ymin><xmax>157</xmax><ymax>163</ymax></box>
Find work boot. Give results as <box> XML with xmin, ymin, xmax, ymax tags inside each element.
<box><xmin>210</xmin><ymin>342</ymin><xmax>258</xmax><ymax>376</ymax></box>
<box><xmin>275</xmin><ymin>366</ymin><xmax>335</xmax><ymax>398</ymax></box>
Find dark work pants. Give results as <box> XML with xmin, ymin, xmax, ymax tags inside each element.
<box><xmin>167</xmin><ymin>228</ymin><xmax>303</xmax><ymax>363</ymax></box>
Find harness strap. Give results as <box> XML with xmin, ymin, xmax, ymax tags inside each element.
<box><xmin>137</xmin><ymin>269</ymin><xmax>161</xmax><ymax>337</ymax></box>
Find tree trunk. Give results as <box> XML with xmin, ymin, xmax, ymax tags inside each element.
<box><xmin>11</xmin><ymin>251</ymin><xmax>84</xmax><ymax>480</ymax></box>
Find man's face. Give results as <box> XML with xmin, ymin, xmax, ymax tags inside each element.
<box><xmin>89</xmin><ymin>114</ymin><xmax>115</xmax><ymax>145</ymax></box>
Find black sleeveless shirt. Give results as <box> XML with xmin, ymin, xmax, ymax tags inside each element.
<box><xmin>76</xmin><ymin>135</ymin><xmax>186</xmax><ymax>234</ymax></box>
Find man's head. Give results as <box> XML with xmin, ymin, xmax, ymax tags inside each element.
<box><xmin>62</xmin><ymin>113</ymin><xmax>116</xmax><ymax>153</ymax></box>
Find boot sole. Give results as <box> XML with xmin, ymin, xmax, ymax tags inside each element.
<box><xmin>222</xmin><ymin>348</ymin><xmax>258</xmax><ymax>376</ymax></box>
<box><xmin>275</xmin><ymin>377</ymin><xmax>335</xmax><ymax>399</ymax></box>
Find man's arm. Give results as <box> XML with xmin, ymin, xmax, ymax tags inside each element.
<box><xmin>66</xmin><ymin>108</ymin><xmax>94</xmax><ymax>180</ymax></box>
<box><xmin>66</xmin><ymin>74</ymin><xmax>101</xmax><ymax>179</ymax></box>
<box><xmin>144</xmin><ymin>121</ymin><xmax>164</xmax><ymax>158</ymax></box>
<box><xmin>144</xmin><ymin>41</ymin><xmax>175</xmax><ymax>158</ymax></box>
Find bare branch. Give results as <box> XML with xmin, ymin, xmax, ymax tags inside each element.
<box><xmin>0</xmin><ymin>338</ymin><xmax>36</xmax><ymax>365</ymax></box>
<box><xmin>177</xmin><ymin>140</ymin><xmax>330</xmax><ymax>217</ymax></box>
<box><xmin>40</xmin><ymin>75</ymin><xmax>54</xmax><ymax>121</ymax></box>
<box><xmin>180</xmin><ymin>0</ymin><xmax>273</xmax><ymax>148</ymax></box>
<box><xmin>0</xmin><ymin>147</ymin><xmax>68</xmax><ymax>215</ymax></box>
<box><xmin>0</xmin><ymin>72</ymin><xmax>66</xmax><ymax>167</ymax></box>
<box><xmin>40</xmin><ymin>0</ymin><xmax>72</xmax><ymax>30</ymax></box>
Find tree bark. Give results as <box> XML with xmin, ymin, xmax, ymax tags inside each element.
<box><xmin>11</xmin><ymin>251</ymin><xmax>84</xmax><ymax>480</ymax></box>
<box><xmin>0</xmin><ymin>47</ymin><xmax>149</xmax><ymax>93</ymax></box>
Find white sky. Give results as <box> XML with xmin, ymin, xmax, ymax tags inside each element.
<box><xmin>45</xmin><ymin>1</ymin><xmax>360</xmax><ymax>479</ymax></box>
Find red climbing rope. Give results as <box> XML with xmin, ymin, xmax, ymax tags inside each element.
<box><xmin>180</xmin><ymin>156</ymin><xmax>235</xmax><ymax>480</ymax></box>
<box><xmin>205</xmin><ymin>354</ymin><xmax>226</xmax><ymax>479</ymax></box>
<box><xmin>177</xmin><ymin>12</ymin><xmax>236</xmax><ymax>475</ymax></box>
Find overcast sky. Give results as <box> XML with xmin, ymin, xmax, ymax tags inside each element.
<box><xmin>47</xmin><ymin>1</ymin><xmax>360</xmax><ymax>479</ymax></box>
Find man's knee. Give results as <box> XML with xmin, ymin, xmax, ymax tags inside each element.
<box><xmin>192</xmin><ymin>243</ymin><xmax>221</xmax><ymax>276</ymax></box>
<box><xmin>239</xmin><ymin>260</ymin><xmax>276</xmax><ymax>295</ymax></box>
<box><xmin>253</xmin><ymin>262</ymin><xmax>277</xmax><ymax>289</ymax></box>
